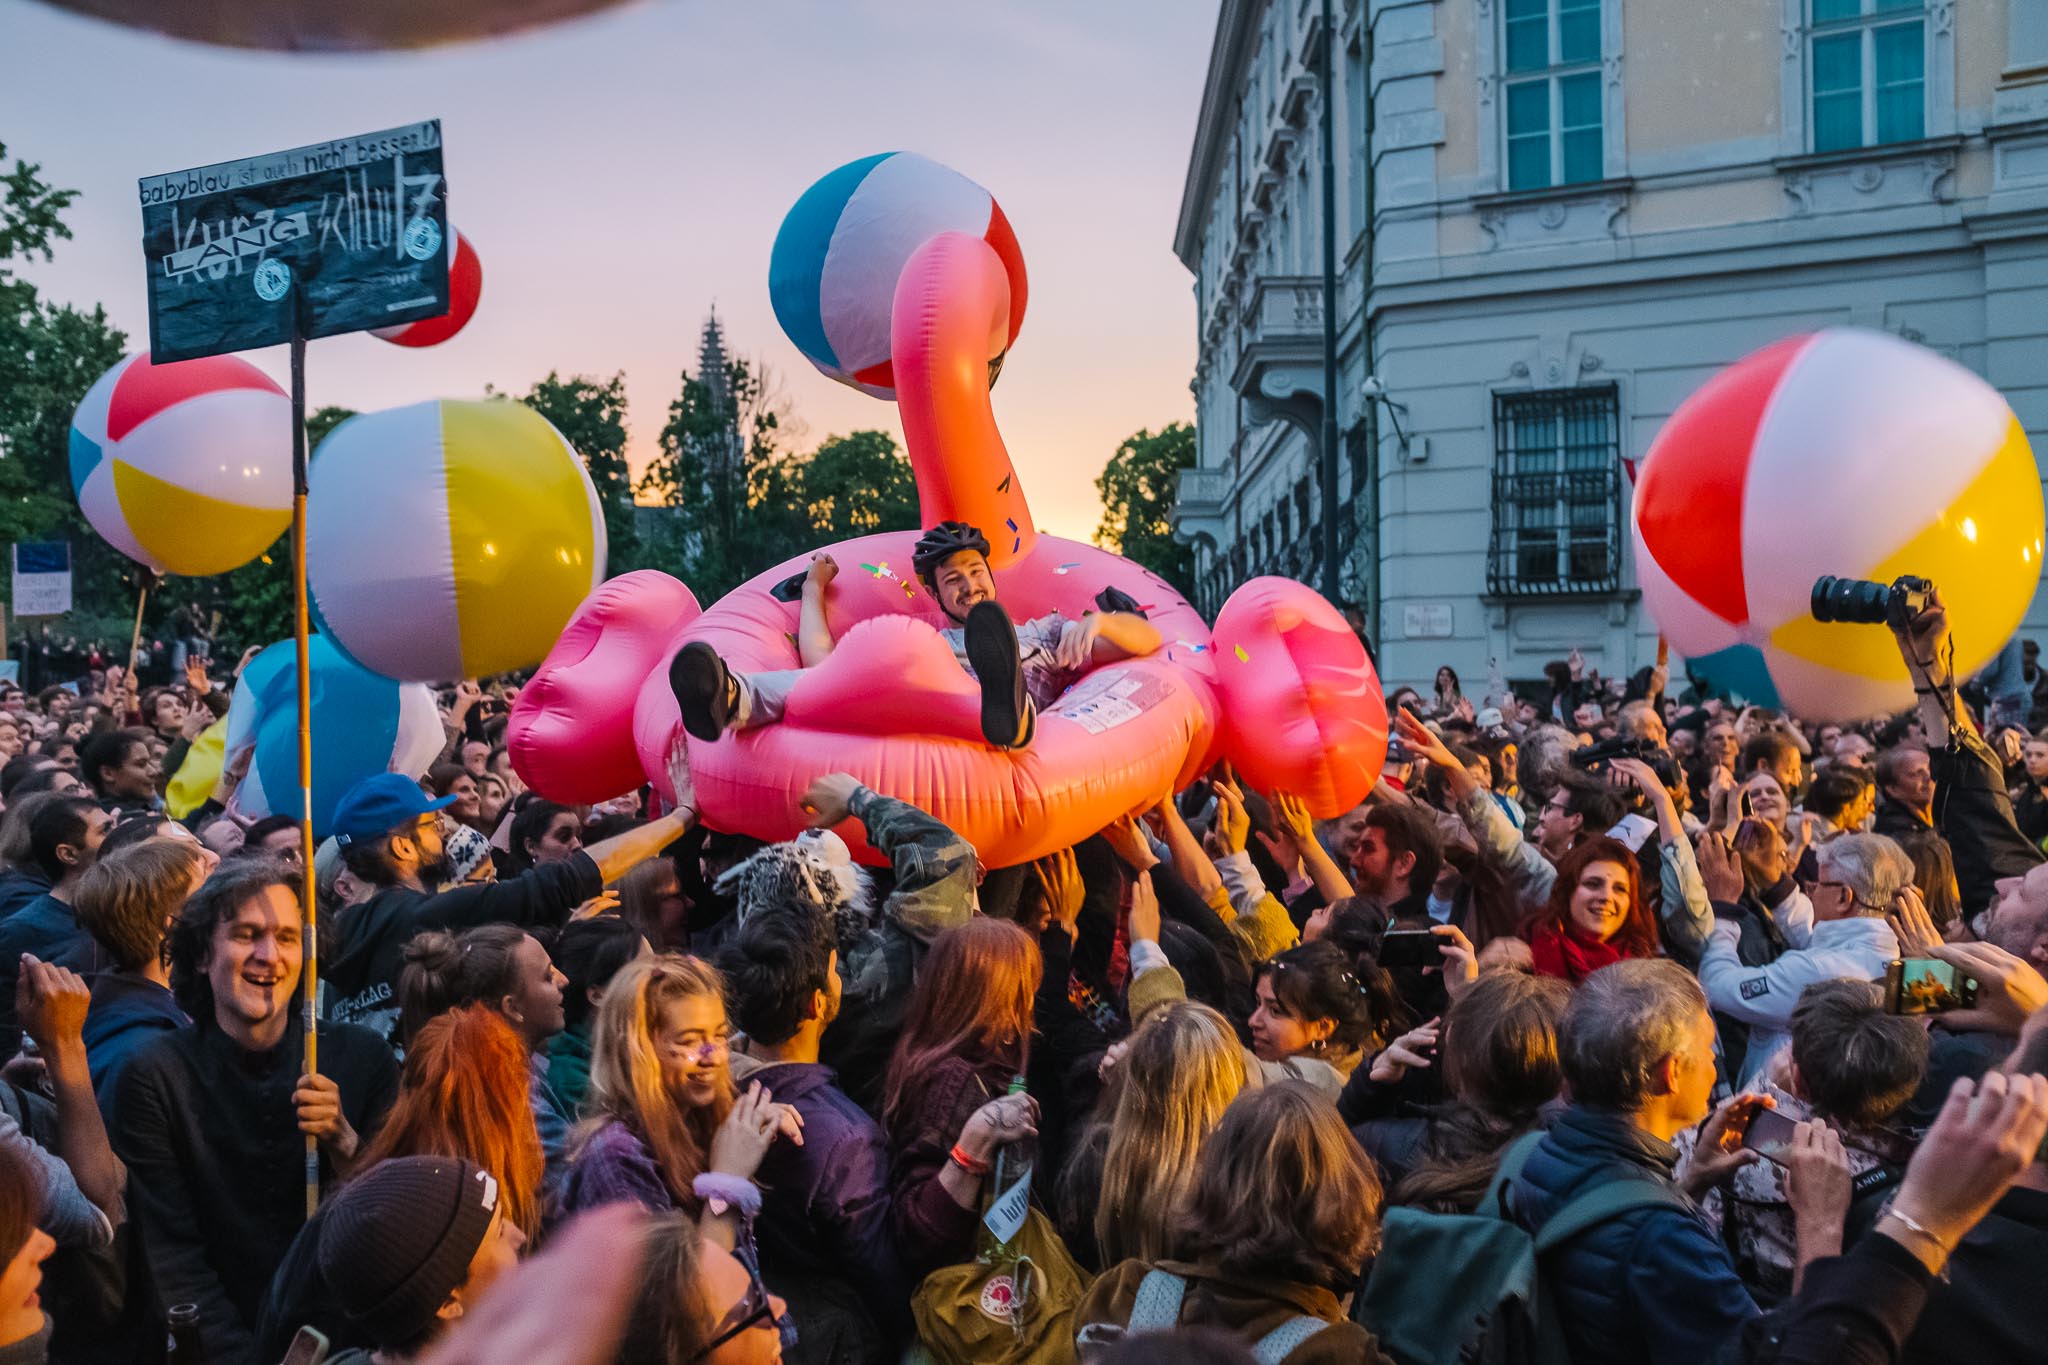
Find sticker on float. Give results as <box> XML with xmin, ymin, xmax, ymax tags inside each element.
<box><xmin>1050</xmin><ymin>667</ymin><xmax>1171</xmax><ymax>735</ymax></box>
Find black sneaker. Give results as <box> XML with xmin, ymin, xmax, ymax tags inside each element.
<box><xmin>670</xmin><ymin>642</ymin><xmax>736</xmax><ymax>742</ymax></box>
<box><xmin>964</xmin><ymin>602</ymin><xmax>1027</xmax><ymax>748</ymax></box>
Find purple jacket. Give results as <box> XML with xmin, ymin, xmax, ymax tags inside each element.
<box><xmin>560</xmin><ymin>1119</ymin><xmax>678</xmax><ymax>1216</ymax></box>
<box><xmin>748</xmin><ymin>1062</ymin><xmax>912</xmax><ymax>1330</ymax></box>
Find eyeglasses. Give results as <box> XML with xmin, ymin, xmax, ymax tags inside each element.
<box><xmin>1803</xmin><ymin>878</ymin><xmax>1874</xmax><ymax>911</ymax></box>
<box><xmin>690</xmin><ymin>1266</ymin><xmax>779</xmax><ymax>1361</ymax></box>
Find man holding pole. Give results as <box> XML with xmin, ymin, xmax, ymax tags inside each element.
<box><xmin>104</xmin><ymin>858</ymin><xmax>398</xmax><ymax>1365</ymax></box>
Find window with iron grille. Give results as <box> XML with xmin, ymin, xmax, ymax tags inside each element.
<box><xmin>1487</xmin><ymin>385</ymin><xmax>1622</xmax><ymax>597</ymax></box>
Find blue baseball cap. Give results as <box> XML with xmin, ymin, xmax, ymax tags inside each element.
<box><xmin>331</xmin><ymin>773</ymin><xmax>457</xmax><ymax>846</ymax></box>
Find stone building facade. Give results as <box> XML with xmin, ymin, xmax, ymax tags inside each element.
<box><xmin>1174</xmin><ymin>0</ymin><xmax>2048</xmax><ymax>692</ymax></box>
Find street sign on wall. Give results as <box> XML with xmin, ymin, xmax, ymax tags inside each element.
<box><xmin>11</xmin><ymin>542</ymin><xmax>72</xmax><ymax>618</ymax></box>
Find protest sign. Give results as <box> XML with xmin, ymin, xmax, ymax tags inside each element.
<box><xmin>139</xmin><ymin>120</ymin><xmax>450</xmax><ymax>361</ymax></box>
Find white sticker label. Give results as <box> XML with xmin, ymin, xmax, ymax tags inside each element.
<box><xmin>982</xmin><ymin>1166</ymin><xmax>1032</xmax><ymax>1245</ymax></box>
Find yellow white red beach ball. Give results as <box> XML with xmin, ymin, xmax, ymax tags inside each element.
<box><xmin>1633</xmin><ymin>328</ymin><xmax>2044</xmax><ymax>722</ymax></box>
<box><xmin>307</xmin><ymin>399</ymin><xmax>606</xmax><ymax>682</ymax></box>
<box><xmin>69</xmin><ymin>351</ymin><xmax>292</xmax><ymax>575</ymax></box>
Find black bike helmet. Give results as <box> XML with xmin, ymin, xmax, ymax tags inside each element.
<box><xmin>911</xmin><ymin>520</ymin><xmax>991</xmax><ymax>584</ymax></box>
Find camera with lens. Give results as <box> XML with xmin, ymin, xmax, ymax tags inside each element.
<box><xmin>1569</xmin><ymin>735</ymin><xmax>1658</xmax><ymax>776</ymax></box>
<box><xmin>1810</xmin><ymin>574</ymin><xmax>1932</xmax><ymax>631</ymax></box>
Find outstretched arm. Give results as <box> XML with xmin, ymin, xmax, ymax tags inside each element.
<box><xmin>803</xmin><ymin>773</ymin><xmax>978</xmax><ymax>946</ymax></box>
<box><xmin>1089</xmin><ymin>611</ymin><xmax>1161</xmax><ymax>662</ymax></box>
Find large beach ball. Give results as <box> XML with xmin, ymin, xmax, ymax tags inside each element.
<box><xmin>307</xmin><ymin>399</ymin><xmax>606</xmax><ymax>682</ymax></box>
<box><xmin>1634</xmin><ymin>328</ymin><xmax>2045</xmax><ymax>722</ymax></box>
<box><xmin>373</xmin><ymin>227</ymin><xmax>483</xmax><ymax>348</ymax></box>
<box><xmin>769</xmin><ymin>151</ymin><xmax>1026</xmax><ymax>399</ymax></box>
<box><xmin>69</xmin><ymin>351</ymin><xmax>291</xmax><ymax>575</ymax></box>
<box><xmin>221</xmin><ymin>636</ymin><xmax>442</xmax><ymax>839</ymax></box>
<box><xmin>36</xmin><ymin>0</ymin><xmax>633</xmax><ymax>51</ymax></box>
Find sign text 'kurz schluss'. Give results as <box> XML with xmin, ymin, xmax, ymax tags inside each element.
<box><xmin>138</xmin><ymin>120</ymin><xmax>450</xmax><ymax>362</ymax></box>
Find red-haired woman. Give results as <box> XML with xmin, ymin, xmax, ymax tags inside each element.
<box><xmin>0</xmin><ymin>1145</ymin><xmax>55</xmax><ymax>1365</ymax></box>
<box><xmin>881</xmin><ymin>917</ymin><xmax>1045</xmax><ymax>1277</ymax></box>
<box><xmin>256</xmin><ymin>1005</ymin><xmax>544</xmax><ymax>1361</ymax></box>
<box><xmin>1524</xmin><ymin>836</ymin><xmax>1660</xmax><ymax>985</ymax></box>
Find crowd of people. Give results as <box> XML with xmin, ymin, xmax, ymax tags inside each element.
<box><xmin>0</xmin><ymin>530</ymin><xmax>2041</xmax><ymax>1365</ymax></box>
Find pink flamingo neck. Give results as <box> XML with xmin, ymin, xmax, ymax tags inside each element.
<box><xmin>889</xmin><ymin>231</ymin><xmax>1038</xmax><ymax>568</ymax></box>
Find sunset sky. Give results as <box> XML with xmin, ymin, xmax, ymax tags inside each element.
<box><xmin>0</xmin><ymin>0</ymin><xmax>1218</xmax><ymax>541</ymax></box>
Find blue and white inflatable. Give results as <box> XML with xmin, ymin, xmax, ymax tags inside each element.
<box><xmin>223</xmin><ymin>636</ymin><xmax>443</xmax><ymax>839</ymax></box>
<box><xmin>768</xmin><ymin>151</ymin><xmax>1027</xmax><ymax>398</ymax></box>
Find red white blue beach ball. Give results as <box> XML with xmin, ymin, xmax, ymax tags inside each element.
<box><xmin>769</xmin><ymin>152</ymin><xmax>1026</xmax><ymax>399</ymax></box>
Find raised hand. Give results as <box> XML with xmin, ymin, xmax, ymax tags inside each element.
<box><xmin>1032</xmin><ymin>848</ymin><xmax>1084</xmax><ymax>939</ymax></box>
<box><xmin>1433</xmin><ymin>925</ymin><xmax>1479</xmax><ymax>1000</ymax></box>
<box><xmin>1927</xmin><ymin>941</ymin><xmax>2048</xmax><ymax>1036</ymax></box>
<box><xmin>1695</xmin><ymin>829</ymin><xmax>1745</xmax><ymax>903</ymax></box>
<box><xmin>1368</xmin><ymin>1019</ymin><xmax>1440</xmax><ymax>1083</ymax></box>
<box><xmin>1887</xmin><ymin>885</ymin><xmax>1945</xmax><ymax>957</ymax></box>
<box><xmin>799</xmin><ymin>772</ymin><xmax>862</xmax><ymax>829</ymax></box>
<box><xmin>1098</xmin><ymin>813</ymin><xmax>1159</xmax><ymax>872</ymax></box>
<box><xmin>1271</xmin><ymin>790</ymin><xmax>1317</xmax><ymax>844</ymax></box>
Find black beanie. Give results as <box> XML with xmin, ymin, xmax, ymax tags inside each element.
<box><xmin>317</xmin><ymin>1156</ymin><xmax>500</xmax><ymax>1349</ymax></box>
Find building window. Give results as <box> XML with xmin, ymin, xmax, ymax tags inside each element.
<box><xmin>1810</xmin><ymin>1</ymin><xmax>1924</xmax><ymax>153</ymax></box>
<box><xmin>1487</xmin><ymin>385</ymin><xmax>1622</xmax><ymax>597</ymax></box>
<box><xmin>1502</xmin><ymin>0</ymin><xmax>1603</xmax><ymax>191</ymax></box>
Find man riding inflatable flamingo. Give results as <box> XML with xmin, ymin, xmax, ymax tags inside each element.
<box><xmin>509</xmin><ymin>152</ymin><xmax>1390</xmax><ymax>867</ymax></box>
<box><xmin>672</xmin><ymin>520</ymin><xmax>1163</xmax><ymax>751</ymax></box>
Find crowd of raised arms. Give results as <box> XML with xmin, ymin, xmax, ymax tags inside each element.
<box><xmin>0</xmin><ymin>574</ymin><xmax>2043</xmax><ymax>1365</ymax></box>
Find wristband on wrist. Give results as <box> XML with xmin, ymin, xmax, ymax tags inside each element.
<box><xmin>692</xmin><ymin>1172</ymin><xmax>761</xmax><ymax>1220</ymax></box>
<box><xmin>948</xmin><ymin>1143</ymin><xmax>991</xmax><ymax>1177</ymax></box>
<box><xmin>1880</xmin><ymin>1199</ymin><xmax>1952</xmax><ymax>1253</ymax></box>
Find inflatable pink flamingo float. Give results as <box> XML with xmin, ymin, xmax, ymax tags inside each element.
<box><xmin>509</xmin><ymin>153</ymin><xmax>1387</xmax><ymax>865</ymax></box>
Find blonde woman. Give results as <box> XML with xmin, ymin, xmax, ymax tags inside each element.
<box><xmin>1077</xmin><ymin>1082</ymin><xmax>1392</xmax><ymax>1360</ymax></box>
<box><xmin>561</xmin><ymin>954</ymin><xmax>802</xmax><ymax>1250</ymax></box>
<box><xmin>1056</xmin><ymin>1001</ymin><xmax>1248</xmax><ymax>1271</ymax></box>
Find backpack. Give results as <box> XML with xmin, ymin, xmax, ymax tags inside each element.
<box><xmin>1079</xmin><ymin>1267</ymin><xmax>1329</xmax><ymax>1364</ymax></box>
<box><xmin>910</xmin><ymin>1204</ymin><xmax>1090</xmax><ymax>1365</ymax></box>
<box><xmin>1352</xmin><ymin>1130</ymin><xmax>1690</xmax><ymax>1365</ymax></box>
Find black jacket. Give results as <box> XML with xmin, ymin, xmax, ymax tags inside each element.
<box><xmin>1930</xmin><ymin>729</ymin><xmax>2044</xmax><ymax>923</ymax></box>
<box><xmin>2010</xmin><ymin>783</ymin><xmax>2048</xmax><ymax>848</ymax></box>
<box><xmin>0</xmin><ymin>892</ymin><xmax>109</xmax><ymax>1055</ymax></box>
<box><xmin>1873</xmin><ymin>794</ymin><xmax>1934</xmax><ymax>844</ymax></box>
<box><xmin>322</xmin><ymin>852</ymin><xmax>603</xmax><ymax>1040</ymax></box>
<box><xmin>0</xmin><ymin>869</ymin><xmax>51</xmax><ymax>923</ymax></box>
<box><xmin>1718</xmin><ymin>1232</ymin><xmax>1934</xmax><ymax>1365</ymax></box>
<box><xmin>82</xmin><ymin>973</ymin><xmax>186</xmax><ymax>1101</ymax></box>
<box><xmin>1898</xmin><ymin>1184</ymin><xmax>2048</xmax><ymax>1365</ymax></box>
<box><xmin>1506</xmin><ymin>1106</ymin><xmax>1757</xmax><ymax>1365</ymax></box>
<box><xmin>104</xmin><ymin>1018</ymin><xmax>399</xmax><ymax>1365</ymax></box>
